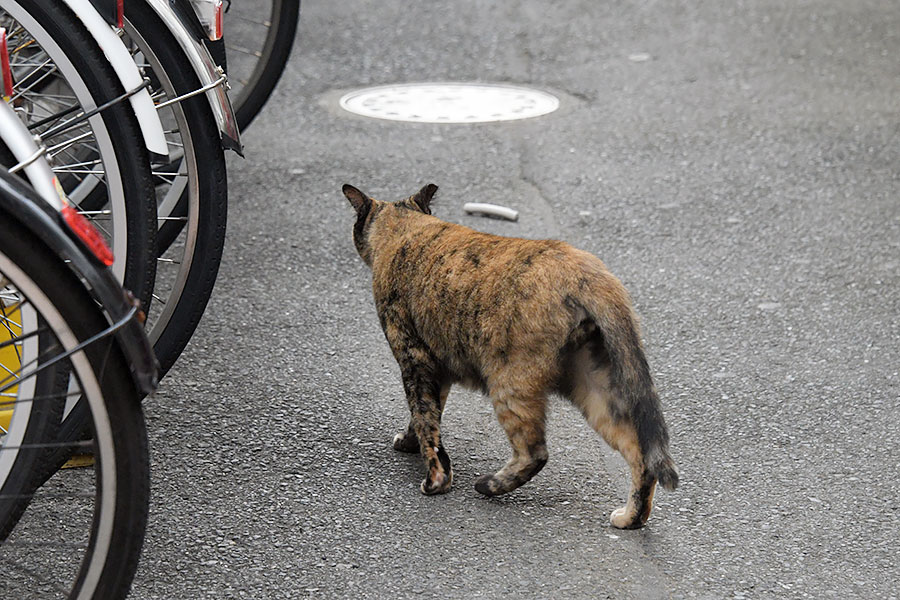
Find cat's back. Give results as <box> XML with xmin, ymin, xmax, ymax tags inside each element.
<box><xmin>409</xmin><ymin>216</ymin><xmax>609</xmax><ymax>291</ymax></box>
<box><xmin>401</xmin><ymin>215</ymin><xmax>564</xmax><ymax>268</ymax></box>
<box><xmin>372</xmin><ymin>209</ymin><xmax>612</xmax><ymax>296</ymax></box>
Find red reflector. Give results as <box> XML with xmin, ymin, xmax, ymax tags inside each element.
<box><xmin>0</xmin><ymin>28</ymin><xmax>13</xmax><ymax>100</ymax></box>
<box><xmin>61</xmin><ymin>204</ymin><xmax>115</xmax><ymax>267</ymax></box>
<box><xmin>214</xmin><ymin>0</ymin><xmax>224</xmax><ymax>40</ymax></box>
<box><xmin>117</xmin><ymin>0</ymin><xmax>124</xmax><ymax>29</ymax></box>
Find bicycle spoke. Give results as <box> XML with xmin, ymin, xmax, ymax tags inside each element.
<box><xmin>50</xmin><ymin>168</ymin><xmax>105</xmax><ymax>176</ymax></box>
<box><xmin>0</xmin><ymin>389</ymin><xmax>83</xmax><ymax>412</ymax></box>
<box><xmin>9</xmin><ymin>63</ymin><xmax>60</xmax><ymax>103</ymax></box>
<box><xmin>0</xmin><ymin>325</ymin><xmax>45</xmax><ymax>360</ymax></box>
<box><xmin>0</xmin><ymin>338</ymin><xmax>63</xmax><ymax>395</ymax></box>
<box><xmin>0</xmin><ymin>305</ymin><xmax>23</xmax><ymax>331</ymax></box>
<box><xmin>28</xmin><ymin>107</ymin><xmax>93</xmax><ymax>140</ymax></box>
<box><xmin>224</xmin><ymin>43</ymin><xmax>262</xmax><ymax>58</ymax></box>
<box><xmin>228</xmin><ymin>14</ymin><xmax>271</xmax><ymax>27</ymax></box>
<box><xmin>0</xmin><ymin>439</ymin><xmax>91</xmax><ymax>452</ymax></box>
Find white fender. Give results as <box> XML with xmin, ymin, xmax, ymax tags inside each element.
<box><xmin>59</xmin><ymin>0</ymin><xmax>169</xmax><ymax>155</ymax></box>
<box><xmin>140</xmin><ymin>0</ymin><xmax>242</xmax><ymax>154</ymax></box>
<box><xmin>0</xmin><ymin>102</ymin><xmax>63</xmax><ymax>210</ymax></box>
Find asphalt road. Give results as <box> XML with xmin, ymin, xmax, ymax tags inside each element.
<box><xmin>131</xmin><ymin>1</ymin><xmax>900</xmax><ymax>598</ymax></box>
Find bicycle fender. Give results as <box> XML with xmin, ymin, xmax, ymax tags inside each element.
<box><xmin>84</xmin><ymin>0</ymin><xmax>115</xmax><ymax>25</ymax></box>
<box><xmin>0</xmin><ymin>170</ymin><xmax>160</xmax><ymax>397</ymax></box>
<box><xmin>140</xmin><ymin>0</ymin><xmax>243</xmax><ymax>155</ymax></box>
<box><xmin>0</xmin><ymin>102</ymin><xmax>61</xmax><ymax>209</ymax></box>
<box><xmin>57</xmin><ymin>0</ymin><xmax>169</xmax><ymax>156</ymax></box>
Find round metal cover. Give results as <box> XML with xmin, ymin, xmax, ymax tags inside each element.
<box><xmin>338</xmin><ymin>83</ymin><xmax>559</xmax><ymax>123</ymax></box>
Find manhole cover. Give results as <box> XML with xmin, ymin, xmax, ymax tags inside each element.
<box><xmin>338</xmin><ymin>83</ymin><xmax>560</xmax><ymax>123</ymax></box>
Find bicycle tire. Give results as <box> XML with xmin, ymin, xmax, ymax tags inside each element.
<box><xmin>125</xmin><ymin>0</ymin><xmax>228</xmax><ymax>375</ymax></box>
<box><xmin>0</xmin><ymin>0</ymin><xmax>158</xmax><ymax>309</ymax></box>
<box><xmin>0</xmin><ymin>216</ymin><xmax>150</xmax><ymax>599</ymax></box>
<box><xmin>226</xmin><ymin>0</ymin><xmax>300</xmax><ymax>129</ymax></box>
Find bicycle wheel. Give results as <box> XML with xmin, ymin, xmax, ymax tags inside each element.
<box><xmin>124</xmin><ymin>0</ymin><xmax>228</xmax><ymax>375</ymax></box>
<box><xmin>0</xmin><ymin>211</ymin><xmax>150</xmax><ymax>599</ymax></box>
<box><xmin>0</xmin><ymin>0</ymin><xmax>157</xmax><ymax>308</ymax></box>
<box><xmin>225</xmin><ymin>0</ymin><xmax>300</xmax><ymax>129</ymax></box>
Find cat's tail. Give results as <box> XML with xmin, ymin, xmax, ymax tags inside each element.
<box><xmin>585</xmin><ymin>292</ymin><xmax>679</xmax><ymax>491</ymax></box>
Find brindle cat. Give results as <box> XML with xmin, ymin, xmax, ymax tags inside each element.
<box><xmin>343</xmin><ymin>183</ymin><xmax>678</xmax><ymax>529</ymax></box>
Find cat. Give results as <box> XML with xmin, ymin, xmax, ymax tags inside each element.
<box><xmin>342</xmin><ymin>182</ymin><xmax>678</xmax><ymax>529</ymax></box>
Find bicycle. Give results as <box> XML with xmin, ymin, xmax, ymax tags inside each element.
<box><xmin>3</xmin><ymin>0</ymin><xmax>240</xmax><ymax>377</ymax></box>
<box><xmin>0</xmin><ymin>110</ymin><xmax>155</xmax><ymax>597</ymax></box>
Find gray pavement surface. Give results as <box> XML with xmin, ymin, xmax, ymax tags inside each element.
<box><xmin>131</xmin><ymin>1</ymin><xmax>900</xmax><ymax>598</ymax></box>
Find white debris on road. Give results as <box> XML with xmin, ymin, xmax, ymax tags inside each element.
<box><xmin>463</xmin><ymin>202</ymin><xmax>519</xmax><ymax>222</ymax></box>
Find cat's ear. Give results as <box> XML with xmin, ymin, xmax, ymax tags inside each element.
<box><xmin>411</xmin><ymin>183</ymin><xmax>438</xmax><ymax>214</ymax></box>
<box><xmin>343</xmin><ymin>184</ymin><xmax>371</xmax><ymax>216</ymax></box>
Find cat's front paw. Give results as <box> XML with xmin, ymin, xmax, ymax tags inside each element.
<box><xmin>610</xmin><ymin>506</ymin><xmax>648</xmax><ymax>529</ymax></box>
<box><xmin>392</xmin><ymin>431</ymin><xmax>419</xmax><ymax>453</ymax></box>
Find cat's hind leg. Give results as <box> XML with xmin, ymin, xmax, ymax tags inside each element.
<box><xmin>399</xmin><ymin>368</ymin><xmax>453</xmax><ymax>495</ymax></box>
<box><xmin>568</xmin><ymin>350</ymin><xmax>656</xmax><ymax>529</ymax></box>
<box><xmin>475</xmin><ymin>380</ymin><xmax>549</xmax><ymax>497</ymax></box>
<box><xmin>391</xmin><ymin>423</ymin><xmax>419</xmax><ymax>453</ymax></box>
<box><xmin>381</xmin><ymin>319</ymin><xmax>453</xmax><ymax>495</ymax></box>
<box><xmin>393</xmin><ymin>382</ymin><xmax>450</xmax><ymax>454</ymax></box>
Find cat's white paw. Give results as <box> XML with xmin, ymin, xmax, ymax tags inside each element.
<box><xmin>610</xmin><ymin>505</ymin><xmax>648</xmax><ymax>529</ymax></box>
<box><xmin>392</xmin><ymin>432</ymin><xmax>418</xmax><ymax>453</ymax></box>
<box><xmin>610</xmin><ymin>507</ymin><xmax>631</xmax><ymax>529</ymax></box>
